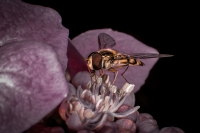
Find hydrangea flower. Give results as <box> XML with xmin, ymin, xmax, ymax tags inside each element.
<box><xmin>59</xmin><ymin>70</ymin><xmax>185</xmax><ymax>133</ymax></box>
<box><xmin>59</xmin><ymin>72</ymin><xmax>139</xmax><ymax>131</ymax></box>
<box><xmin>60</xmin><ymin>30</ymin><xmax>185</xmax><ymax>133</ymax></box>
<box><xmin>0</xmin><ymin>0</ymin><xmax>185</xmax><ymax>133</ymax></box>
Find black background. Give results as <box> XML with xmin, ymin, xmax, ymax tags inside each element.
<box><xmin>22</xmin><ymin>1</ymin><xmax>196</xmax><ymax>132</ymax></box>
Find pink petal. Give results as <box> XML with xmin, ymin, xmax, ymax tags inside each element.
<box><xmin>0</xmin><ymin>0</ymin><xmax>68</xmax><ymax>133</ymax></box>
<box><xmin>126</xmin><ymin>111</ymin><xmax>140</xmax><ymax>123</ymax></box>
<box><xmin>159</xmin><ymin>127</ymin><xmax>185</xmax><ymax>133</ymax></box>
<box><xmin>116</xmin><ymin>118</ymin><xmax>136</xmax><ymax>133</ymax></box>
<box><xmin>83</xmin><ymin>109</ymin><xmax>95</xmax><ymax>119</ymax></box>
<box><xmin>119</xmin><ymin>128</ymin><xmax>134</xmax><ymax>133</ymax></box>
<box><xmin>81</xmin><ymin>89</ymin><xmax>95</xmax><ymax>103</ymax></box>
<box><xmin>59</xmin><ymin>97</ymin><xmax>68</xmax><ymax>121</ymax></box>
<box><xmin>72</xmin><ymin>29</ymin><xmax>158</xmax><ymax>93</ymax></box>
<box><xmin>96</xmin><ymin>121</ymin><xmax>119</xmax><ymax>133</ymax></box>
<box><xmin>116</xmin><ymin>104</ymin><xmax>130</xmax><ymax>113</ymax></box>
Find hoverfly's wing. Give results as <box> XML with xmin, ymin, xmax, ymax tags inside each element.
<box><xmin>130</xmin><ymin>53</ymin><xmax>174</xmax><ymax>59</ymax></box>
<box><xmin>98</xmin><ymin>33</ymin><xmax>116</xmax><ymax>49</ymax></box>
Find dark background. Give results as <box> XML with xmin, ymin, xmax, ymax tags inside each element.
<box><xmin>22</xmin><ymin>1</ymin><xmax>195</xmax><ymax>132</ymax></box>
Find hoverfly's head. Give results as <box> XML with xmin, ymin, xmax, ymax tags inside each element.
<box><xmin>87</xmin><ymin>52</ymin><xmax>102</xmax><ymax>70</ymax></box>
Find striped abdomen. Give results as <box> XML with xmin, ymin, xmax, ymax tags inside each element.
<box><xmin>128</xmin><ymin>57</ymin><xmax>144</xmax><ymax>66</ymax></box>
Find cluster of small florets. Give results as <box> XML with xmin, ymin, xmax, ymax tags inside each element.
<box><xmin>59</xmin><ymin>74</ymin><xmax>139</xmax><ymax>131</ymax></box>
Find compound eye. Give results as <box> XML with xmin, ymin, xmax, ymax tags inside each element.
<box><xmin>92</xmin><ymin>53</ymin><xmax>102</xmax><ymax>70</ymax></box>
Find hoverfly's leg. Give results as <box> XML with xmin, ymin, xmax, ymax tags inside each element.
<box><xmin>87</xmin><ymin>64</ymin><xmax>95</xmax><ymax>81</ymax></box>
<box><xmin>101</xmin><ymin>69</ymin><xmax>104</xmax><ymax>76</ymax></box>
<box><xmin>100</xmin><ymin>69</ymin><xmax>104</xmax><ymax>77</ymax></box>
<box><xmin>108</xmin><ymin>68</ymin><xmax>118</xmax><ymax>85</ymax></box>
<box><xmin>112</xmin><ymin>71</ymin><xmax>118</xmax><ymax>85</ymax></box>
<box><xmin>107</xmin><ymin>68</ymin><xmax>119</xmax><ymax>85</ymax></box>
<box><xmin>121</xmin><ymin>65</ymin><xmax>130</xmax><ymax>84</ymax></box>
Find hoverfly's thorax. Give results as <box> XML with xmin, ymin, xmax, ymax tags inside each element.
<box><xmin>103</xmin><ymin>60</ymin><xmax>116</xmax><ymax>69</ymax></box>
<box><xmin>94</xmin><ymin>49</ymin><xmax>117</xmax><ymax>70</ymax></box>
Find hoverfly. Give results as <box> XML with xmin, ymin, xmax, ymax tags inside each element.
<box><xmin>86</xmin><ymin>33</ymin><xmax>173</xmax><ymax>84</ymax></box>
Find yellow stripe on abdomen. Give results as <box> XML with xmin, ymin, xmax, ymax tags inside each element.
<box><xmin>129</xmin><ymin>58</ymin><xmax>144</xmax><ymax>66</ymax></box>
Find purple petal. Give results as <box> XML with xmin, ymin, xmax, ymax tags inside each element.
<box><xmin>51</xmin><ymin>127</ymin><xmax>65</xmax><ymax>133</ymax></box>
<box><xmin>0</xmin><ymin>0</ymin><xmax>68</xmax><ymax>71</ymax></box>
<box><xmin>77</xmin><ymin>130</ymin><xmax>95</xmax><ymax>133</ymax></box>
<box><xmin>0</xmin><ymin>0</ymin><xmax>68</xmax><ymax>133</ymax></box>
<box><xmin>0</xmin><ymin>41</ymin><xmax>68</xmax><ymax>133</ymax></box>
<box><xmin>59</xmin><ymin>97</ymin><xmax>69</xmax><ymax>121</ymax></box>
<box><xmin>119</xmin><ymin>128</ymin><xmax>134</xmax><ymax>133</ymax></box>
<box><xmin>26</xmin><ymin>124</ymin><xmax>65</xmax><ymax>133</ymax></box>
<box><xmin>123</xmin><ymin>91</ymin><xmax>136</xmax><ymax>107</ymax></box>
<box><xmin>96</xmin><ymin>126</ymin><xmax>115</xmax><ymax>133</ymax></box>
<box><xmin>72</xmin><ymin>29</ymin><xmax>158</xmax><ymax>93</ymax></box>
<box><xmin>86</xmin><ymin>113</ymin><xmax>108</xmax><ymax>130</ymax></box>
<box><xmin>140</xmin><ymin>113</ymin><xmax>154</xmax><ymax>119</ymax></box>
<box><xmin>67</xmin><ymin>83</ymin><xmax>77</xmax><ymax>96</ymax></box>
<box><xmin>96</xmin><ymin>121</ymin><xmax>119</xmax><ymax>133</ymax></box>
<box><xmin>125</xmin><ymin>111</ymin><xmax>140</xmax><ymax>123</ymax></box>
<box><xmin>67</xmin><ymin>40</ymin><xmax>88</xmax><ymax>80</ymax></box>
<box><xmin>116</xmin><ymin>118</ymin><xmax>136</xmax><ymax>133</ymax></box>
<box><xmin>137</xmin><ymin>118</ymin><xmax>159</xmax><ymax>133</ymax></box>
<box><xmin>112</xmin><ymin>106</ymin><xmax>140</xmax><ymax>118</ymax></box>
<box><xmin>72</xmin><ymin>71</ymin><xmax>91</xmax><ymax>90</ymax></box>
<box><xmin>159</xmin><ymin>127</ymin><xmax>185</xmax><ymax>133</ymax></box>
<box><xmin>137</xmin><ymin>113</ymin><xmax>154</xmax><ymax>124</ymax></box>
<box><xmin>66</xmin><ymin>111</ymin><xmax>82</xmax><ymax>131</ymax></box>
<box><xmin>104</xmin><ymin>120</ymin><xmax>119</xmax><ymax>129</ymax></box>
<box><xmin>153</xmin><ymin>129</ymin><xmax>160</xmax><ymax>133</ymax></box>
<box><xmin>25</xmin><ymin>123</ymin><xmax>47</xmax><ymax>133</ymax></box>
<box><xmin>116</xmin><ymin>105</ymin><xmax>140</xmax><ymax>123</ymax></box>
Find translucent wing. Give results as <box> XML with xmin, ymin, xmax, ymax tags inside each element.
<box><xmin>130</xmin><ymin>53</ymin><xmax>174</xmax><ymax>59</ymax></box>
<box><xmin>98</xmin><ymin>33</ymin><xmax>116</xmax><ymax>49</ymax></box>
